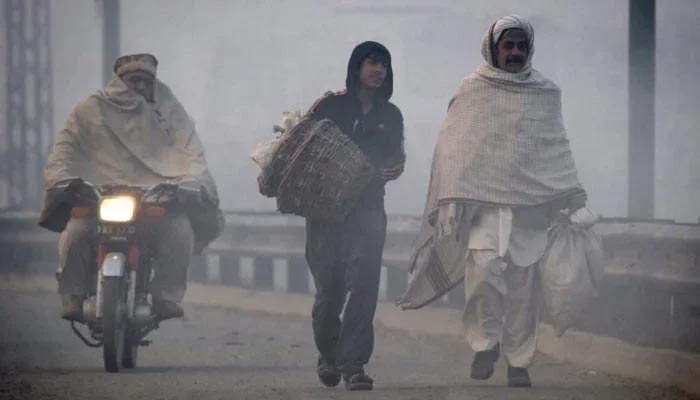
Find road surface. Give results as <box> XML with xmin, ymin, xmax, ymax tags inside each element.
<box><xmin>0</xmin><ymin>285</ymin><xmax>695</xmax><ymax>400</ymax></box>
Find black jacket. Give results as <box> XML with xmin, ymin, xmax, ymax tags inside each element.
<box><xmin>308</xmin><ymin>41</ymin><xmax>405</xmax><ymax>205</ymax></box>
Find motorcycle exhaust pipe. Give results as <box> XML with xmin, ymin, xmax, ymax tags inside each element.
<box><xmin>83</xmin><ymin>296</ymin><xmax>98</xmax><ymax>321</ymax></box>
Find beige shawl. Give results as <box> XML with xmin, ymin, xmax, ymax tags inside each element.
<box><xmin>44</xmin><ymin>77</ymin><xmax>218</xmax><ymax>200</ymax></box>
<box><xmin>398</xmin><ymin>18</ymin><xmax>584</xmax><ymax>309</ymax></box>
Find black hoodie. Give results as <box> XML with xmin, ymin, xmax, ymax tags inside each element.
<box><xmin>308</xmin><ymin>41</ymin><xmax>405</xmax><ymax>205</ymax></box>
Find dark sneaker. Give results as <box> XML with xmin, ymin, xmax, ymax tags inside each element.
<box><xmin>507</xmin><ymin>366</ymin><xmax>532</xmax><ymax>388</ymax></box>
<box><xmin>152</xmin><ymin>300</ymin><xmax>184</xmax><ymax>320</ymax></box>
<box><xmin>61</xmin><ymin>295</ymin><xmax>83</xmax><ymax>321</ymax></box>
<box><xmin>470</xmin><ymin>344</ymin><xmax>500</xmax><ymax>380</ymax></box>
<box><xmin>317</xmin><ymin>356</ymin><xmax>341</xmax><ymax>387</ymax></box>
<box><xmin>343</xmin><ymin>370</ymin><xmax>373</xmax><ymax>391</ymax></box>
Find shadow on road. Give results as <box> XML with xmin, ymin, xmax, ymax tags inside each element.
<box><xmin>133</xmin><ymin>363</ymin><xmax>314</xmax><ymax>374</ymax></box>
<box><xmin>18</xmin><ymin>363</ymin><xmax>314</xmax><ymax>376</ymax></box>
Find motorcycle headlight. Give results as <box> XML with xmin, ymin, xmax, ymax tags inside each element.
<box><xmin>99</xmin><ymin>196</ymin><xmax>136</xmax><ymax>222</ymax></box>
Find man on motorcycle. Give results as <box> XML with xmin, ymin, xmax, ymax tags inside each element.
<box><xmin>40</xmin><ymin>53</ymin><xmax>222</xmax><ymax>322</ymax></box>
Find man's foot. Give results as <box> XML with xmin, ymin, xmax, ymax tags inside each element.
<box><xmin>317</xmin><ymin>356</ymin><xmax>341</xmax><ymax>387</ymax></box>
<box><xmin>507</xmin><ymin>366</ymin><xmax>532</xmax><ymax>387</ymax></box>
<box><xmin>343</xmin><ymin>369</ymin><xmax>373</xmax><ymax>391</ymax></box>
<box><xmin>61</xmin><ymin>295</ymin><xmax>83</xmax><ymax>321</ymax></box>
<box><xmin>470</xmin><ymin>344</ymin><xmax>500</xmax><ymax>380</ymax></box>
<box><xmin>152</xmin><ymin>300</ymin><xmax>184</xmax><ymax>320</ymax></box>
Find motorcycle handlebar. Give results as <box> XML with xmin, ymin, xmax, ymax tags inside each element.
<box><xmin>54</xmin><ymin>179</ymin><xmax>203</xmax><ymax>206</ymax></box>
<box><xmin>143</xmin><ymin>181</ymin><xmax>203</xmax><ymax>206</ymax></box>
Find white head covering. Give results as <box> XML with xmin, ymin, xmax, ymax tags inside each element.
<box><xmin>481</xmin><ymin>14</ymin><xmax>535</xmax><ymax>71</ymax></box>
<box><xmin>493</xmin><ymin>15</ymin><xmax>533</xmax><ymax>46</ymax></box>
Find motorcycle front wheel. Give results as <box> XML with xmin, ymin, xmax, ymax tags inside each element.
<box><xmin>121</xmin><ymin>330</ymin><xmax>139</xmax><ymax>368</ymax></box>
<box><xmin>102</xmin><ymin>277</ymin><xmax>126</xmax><ymax>373</ymax></box>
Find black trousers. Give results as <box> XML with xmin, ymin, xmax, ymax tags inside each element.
<box><xmin>305</xmin><ymin>204</ymin><xmax>387</xmax><ymax>373</ymax></box>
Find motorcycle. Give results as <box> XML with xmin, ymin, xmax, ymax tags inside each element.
<box><xmin>50</xmin><ymin>179</ymin><xmax>199</xmax><ymax>372</ymax></box>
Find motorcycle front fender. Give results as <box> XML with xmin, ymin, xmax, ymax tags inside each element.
<box><xmin>102</xmin><ymin>253</ymin><xmax>126</xmax><ymax>277</ymax></box>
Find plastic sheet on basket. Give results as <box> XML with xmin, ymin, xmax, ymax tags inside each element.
<box><xmin>251</xmin><ymin>110</ymin><xmax>304</xmax><ymax>170</ymax></box>
<box><xmin>251</xmin><ymin>137</ymin><xmax>282</xmax><ymax>169</ymax></box>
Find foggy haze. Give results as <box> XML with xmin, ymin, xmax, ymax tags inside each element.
<box><xmin>49</xmin><ymin>0</ymin><xmax>699</xmax><ymax>222</ymax></box>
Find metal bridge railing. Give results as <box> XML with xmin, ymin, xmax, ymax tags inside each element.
<box><xmin>1</xmin><ymin>210</ymin><xmax>699</xmax><ymax>352</ymax></box>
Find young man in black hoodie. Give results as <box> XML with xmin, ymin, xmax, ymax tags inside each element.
<box><xmin>305</xmin><ymin>41</ymin><xmax>405</xmax><ymax>391</ymax></box>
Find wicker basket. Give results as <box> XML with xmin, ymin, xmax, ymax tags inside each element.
<box><xmin>257</xmin><ymin>117</ymin><xmax>316</xmax><ymax>197</ymax></box>
<box><xmin>275</xmin><ymin>119</ymin><xmax>375</xmax><ymax>220</ymax></box>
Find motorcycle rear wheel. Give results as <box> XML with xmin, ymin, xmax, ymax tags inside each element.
<box><xmin>102</xmin><ymin>277</ymin><xmax>126</xmax><ymax>373</ymax></box>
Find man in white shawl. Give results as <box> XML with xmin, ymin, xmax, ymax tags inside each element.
<box><xmin>398</xmin><ymin>15</ymin><xmax>587</xmax><ymax>387</ymax></box>
<box><xmin>41</xmin><ymin>54</ymin><xmax>222</xmax><ymax>322</ymax></box>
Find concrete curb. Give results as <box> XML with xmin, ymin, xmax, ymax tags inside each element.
<box><xmin>3</xmin><ymin>274</ymin><xmax>699</xmax><ymax>396</ymax></box>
